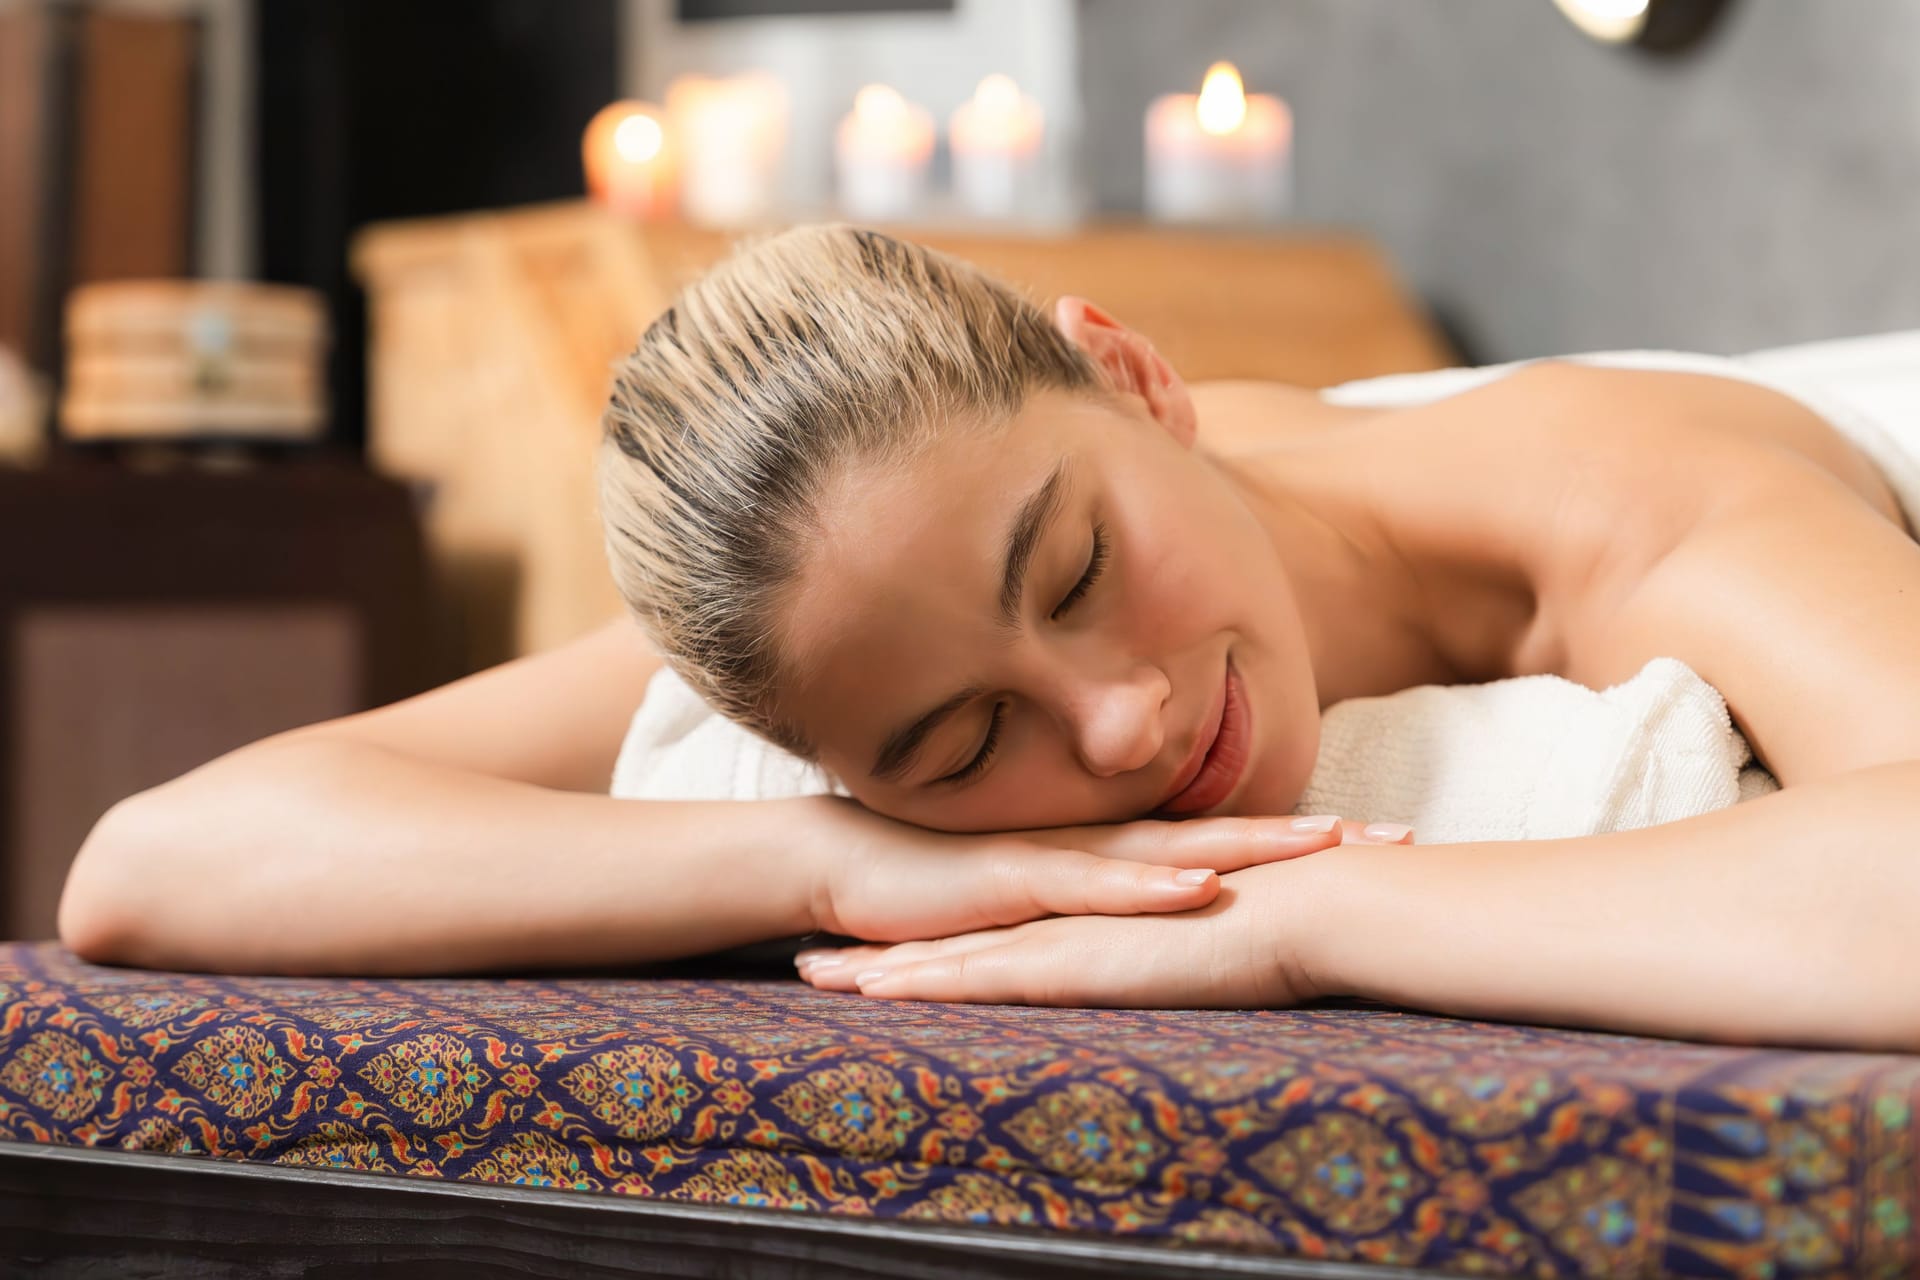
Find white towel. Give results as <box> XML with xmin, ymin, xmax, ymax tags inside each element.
<box><xmin>611</xmin><ymin>331</ymin><xmax>1920</xmax><ymax>843</ymax></box>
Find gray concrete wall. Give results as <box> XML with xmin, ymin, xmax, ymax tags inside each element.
<box><xmin>1079</xmin><ymin>0</ymin><xmax>1920</xmax><ymax>362</ymax></box>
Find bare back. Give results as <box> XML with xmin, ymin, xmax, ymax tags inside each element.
<box><xmin>290</xmin><ymin>361</ymin><xmax>1910</xmax><ymax>794</ymax></box>
<box><xmin>1195</xmin><ymin>364</ymin><xmax>1913</xmax><ymax>696</ymax></box>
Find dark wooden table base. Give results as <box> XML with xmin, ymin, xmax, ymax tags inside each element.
<box><xmin>1</xmin><ymin>1142</ymin><xmax>1439</xmax><ymax>1280</ymax></box>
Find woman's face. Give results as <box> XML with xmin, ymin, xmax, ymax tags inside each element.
<box><xmin>775</xmin><ymin>387</ymin><xmax>1324</xmax><ymax>833</ymax></box>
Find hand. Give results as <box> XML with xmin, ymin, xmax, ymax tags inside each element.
<box><xmin>792</xmin><ymin>795</ymin><xmax>1412</xmax><ymax>947</ymax></box>
<box><xmin>795</xmin><ymin>858</ymin><xmax>1334</xmax><ymax>1008</ymax></box>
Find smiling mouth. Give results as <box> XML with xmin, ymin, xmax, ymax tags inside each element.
<box><xmin>1153</xmin><ymin>658</ymin><xmax>1252</xmax><ymax>817</ymax></box>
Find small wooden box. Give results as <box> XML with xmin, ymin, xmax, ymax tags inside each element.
<box><xmin>59</xmin><ymin>281</ymin><xmax>329</xmax><ymax>440</ymax></box>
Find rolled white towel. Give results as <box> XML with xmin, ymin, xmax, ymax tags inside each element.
<box><xmin>1294</xmin><ymin>657</ymin><xmax>1774</xmax><ymax>843</ymax></box>
<box><xmin>610</xmin><ymin>655</ymin><xmax>1775</xmax><ymax>843</ymax></box>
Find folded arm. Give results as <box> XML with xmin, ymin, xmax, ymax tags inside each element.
<box><xmin>1300</xmin><ymin>759</ymin><xmax>1920</xmax><ymax>1051</ymax></box>
<box><xmin>807</xmin><ymin>435</ymin><xmax>1920</xmax><ymax>1051</ymax></box>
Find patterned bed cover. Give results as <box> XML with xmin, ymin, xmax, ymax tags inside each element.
<box><xmin>3</xmin><ymin>940</ymin><xmax>1915</xmax><ymax>1277</ymax></box>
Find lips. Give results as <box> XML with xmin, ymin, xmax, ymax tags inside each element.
<box><xmin>1154</xmin><ymin>659</ymin><xmax>1252</xmax><ymax>817</ymax></box>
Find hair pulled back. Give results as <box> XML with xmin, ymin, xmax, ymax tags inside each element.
<box><xmin>598</xmin><ymin>224</ymin><xmax>1101</xmax><ymax>756</ymax></box>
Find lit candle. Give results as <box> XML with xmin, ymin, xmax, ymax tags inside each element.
<box><xmin>1144</xmin><ymin>62</ymin><xmax>1292</xmax><ymax>225</ymax></box>
<box><xmin>665</xmin><ymin>72</ymin><xmax>789</xmax><ymax>228</ymax></box>
<box><xmin>835</xmin><ymin>84</ymin><xmax>935</xmax><ymax>223</ymax></box>
<box><xmin>949</xmin><ymin>74</ymin><xmax>1045</xmax><ymax>221</ymax></box>
<box><xmin>582</xmin><ymin>101</ymin><xmax>676</xmax><ymax>219</ymax></box>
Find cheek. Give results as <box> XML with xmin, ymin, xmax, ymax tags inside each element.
<box><xmin>1122</xmin><ymin>475</ymin><xmax>1266</xmax><ymax>641</ymax></box>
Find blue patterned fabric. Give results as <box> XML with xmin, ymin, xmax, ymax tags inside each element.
<box><xmin>2</xmin><ymin>940</ymin><xmax>1916</xmax><ymax>1276</ymax></box>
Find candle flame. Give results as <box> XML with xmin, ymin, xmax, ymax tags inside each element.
<box><xmin>1552</xmin><ymin>0</ymin><xmax>1651</xmax><ymax>41</ymax></box>
<box><xmin>1196</xmin><ymin>61</ymin><xmax>1247</xmax><ymax>136</ymax></box>
<box><xmin>855</xmin><ymin>83</ymin><xmax>908</xmax><ymax>120</ymax></box>
<box><xmin>975</xmin><ymin>73</ymin><xmax>1020</xmax><ymax>113</ymax></box>
<box><xmin>612</xmin><ymin>112</ymin><xmax>664</xmax><ymax>164</ymax></box>
<box><xmin>1569</xmin><ymin>0</ymin><xmax>1649</xmax><ymax>17</ymax></box>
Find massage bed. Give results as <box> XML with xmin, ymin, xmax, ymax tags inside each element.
<box><xmin>13</xmin><ymin>332</ymin><xmax>1920</xmax><ymax>1277</ymax></box>
<box><xmin>5</xmin><ymin>937</ymin><xmax>1917</xmax><ymax>1277</ymax></box>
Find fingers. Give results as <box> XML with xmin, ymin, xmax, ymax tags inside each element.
<box><xmin>983</xmin><ymin>846</ymin><xmax>1222</xmax><ymax>921</ymax></box>
<box><xmin>802</xmin><ymin>936</ymin><xmax>1061</xmax><ymax>1005</ymax></box>
<box><xmin>1341</xmin><ymin>819</ymin><xmax>1414</xmax><ymax>845</ymax></box>
<box><xmin>797</xmin><ymin>928</ymin><xmax>1020</xmax><ymax>992</ymax></box>
<box><xmin>841</xmin><ymin>930</ymin><xmax>1155</xmax><ymax>1006</ymax></box>
<box><xmin>1023</xmin><ymin>814</ymin><xmax>1351</xmax><ymax>870</ymax></box>
<box><xmin>854</xmin><ymin>944</ymin><xmax>1034</xmax><ymax>1004</ymax></box>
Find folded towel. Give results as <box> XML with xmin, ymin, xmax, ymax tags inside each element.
<box><xmin>610</xmin><ymin>331</ymin><xmax>1920</xmax><ymax>842</ymax></box>
<box><xmin>1295</xmin><ymin>657</ymin><xmax>1776</xmax><ymax>843</ymax></box>
<box><xmin>610</xmin><ymin>653</ymin><xmax>1774</xmax><ymax>840</ymax></box>
<box><xmin>611</xmin><ymin>664</ymin><xmax>842</xmax><ymax>802</ymax></box>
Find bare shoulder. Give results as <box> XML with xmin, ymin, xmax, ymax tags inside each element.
<box><xmin>1451</xmin><ymin>361</ymin><xmax>1914</xmax><ymax>689</ymax></box>
<box><xmin>283</xmin><ymin>615</ymin><xmax>665</xmax><ymax>793</ymax></box>
<box><xmin>1347</xmin><ymin>359</ymin><xmax>1911</xmax><ymax>687</ymax></box>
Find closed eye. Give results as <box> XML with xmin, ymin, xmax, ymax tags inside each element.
<box><xmin>937</xmin><ymin>523</ymin><xmax>1106</xmax><ymax>786</ymax></box>
<box><xmin>939</xmin><ymin>702</ymin><xmax>1005</xmax><ymax>784</ymax></box>
<box><xmin>1050</xmin><ymin>521</ymin><xmax>1109</xmax><ymax>620</ymax></box>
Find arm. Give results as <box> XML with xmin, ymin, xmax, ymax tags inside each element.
<box><xmin>800</xmin><ymin>771</ymin><xmax>1917</xmax><ymax>1051</ymax></box>
<box><xmin>63</xmin><ymin>747</ymin><xmax>1354</xmax><ymax>978</ymax></box>
<box><xmin>63</xmin><ymin>735</ymin><xmax>825</xmax><ymax>976</ymax></box>
<box><xmin>59</xmin><ymin>618</ymin><xmax>1349</xmax><ymax>976</ymax></box>
<box><xmin>55</xmin><ymin>616</ymin><xmax>817</xmax><ymax>975</ymax></box>
<box><xmin>1298</xmin><ymin>760</ymin><xmax>1920</xmax><ymax>1052</ymax></box>
<box><xmin>803</xmin><ymin>447</ymin><xmax>1920</xmax><ymax>1049</ymax></box>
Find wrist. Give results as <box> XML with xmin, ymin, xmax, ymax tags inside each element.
<box><xmin>1249</xmin><ymin>845</ymin><xmax>1376</xmax><ymax>1002</ymax></box>
<box><xmin>767</xmin><ymin>793</ymin><xmax>863</xmax><ymax>935</ymax></box>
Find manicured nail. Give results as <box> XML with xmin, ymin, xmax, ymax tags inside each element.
<box><xmin>1363</xmin><ymin>822</ymin><xmax>1412</xmax><ymax>842</ymax></box>
<box><xmin>1290</xmin><ymin>814</ymin><xmax>1339</xmax><ymax>834</ymax></box>
<box><xmin>854</xmin><ymin>968</ymin><xmax>889</xmax><ymax>987</ymax></box>
<box><xmin>793</xmin><ymin>949</ymin><xmax>832</xmax><ymax>963</ymax></box>
<box><xmin>1173</xmin><ymin>868</ymin><xmax>1215</xmax><ymax>887</ymax></box>
<box><xmin>800</xmin><ymin>955</ymin><xmax>846</xmax><ymax>971</ymax></box>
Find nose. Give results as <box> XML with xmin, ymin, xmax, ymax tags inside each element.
<box><xmin>1068</xmin><ymin>660</ymin><xmax>1171</xmax><ymax>777</ymax></box>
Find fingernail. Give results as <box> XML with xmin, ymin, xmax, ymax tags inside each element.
<box><xmin>793</xmin><ymin>949</ymin><xmax>832</xmax><ymax>963</ymax></box>
<box><xmin>854</xmin><ymin>968</ymin><xmax>889</xmax><ymax>986</ymax></box>
<box><xmin>800</xmin><ymin>955</ymin><xmax>846</xmax><ymax>971</ymax></box>
<box><xmin>1362</xmin><ymin>822</ymin><xmax>1412</xmax><ymax>842</ymax></box>
<box><xmin>1290</xmin><ymin>814</ymin><xmax>1339</xmax><ymax>834</ymax></box>
<box><xmin>1173</xmin><ymin>868</ymin><xmax>1215</xmax><ymax>887</ymax></box>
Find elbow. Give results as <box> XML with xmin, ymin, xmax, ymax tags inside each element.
<box><xmin>57</xmin><ymin>793</ymin><xmax>161</xmax><ymax>965</ymax></box>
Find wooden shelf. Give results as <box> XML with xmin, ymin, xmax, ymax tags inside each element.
<box><xmin>351</xmin><ymin>201</ymin><xmax>1456</xmax><ymax>669</ymax></box>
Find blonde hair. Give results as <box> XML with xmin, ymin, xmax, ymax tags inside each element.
<box><xmin>598</xmin><ymin>224</ymin><xmax>1102</xmax><ymax>757</ymax></box>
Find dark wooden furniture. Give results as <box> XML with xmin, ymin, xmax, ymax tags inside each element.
<box><xmin>0</xmin><ymin>454</ymin><xmax>438</xmax><ymax>941</ymax></box>
<box><xmin>1</xmin><ymin>1140</ymin><xmax>1405</xmax><ymax>1279</ymax></box>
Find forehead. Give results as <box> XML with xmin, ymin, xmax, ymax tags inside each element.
<box><xmin>774</xmin><ymin>392</ymin><xmax>1097</xmax><ymax>759</ymax></box>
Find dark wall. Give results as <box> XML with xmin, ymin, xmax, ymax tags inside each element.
<box><xmin>255</xmin><ymin>0</ymin><xmax>620</xmax><ymax>449</ymax></box>
<box><xmin>1079</xmin><ymin>0</ymin><xmax>1920</xmax><ymax>363</ymax></box>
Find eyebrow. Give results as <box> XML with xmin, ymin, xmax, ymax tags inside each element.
<box><xmin>867</xmin><ymin>457</ymin><xmax>1071</xmax><ymax>783</ymax></box>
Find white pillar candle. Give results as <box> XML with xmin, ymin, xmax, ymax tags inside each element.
<box><xmin>834</xmin><ymin>84</ymin><xmax>935</xmax><ymax>223</ymax></box>
<box><xmin>1144</xmin><ymin>62</ymin><xmax>1292</xmax><ymax>226</ymax></box>
<box><xmin>948</xmin><ymin>74</ymin><xmax>1045</xmax><ymax>221</ymax></box>
<box><xmin>665</xmin><ymin>72</ymin><xmax>789</xmax><ymax>229</ymax></box>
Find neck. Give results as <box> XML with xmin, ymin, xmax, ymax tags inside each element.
<box><xmin>1192</xmin><ymin>389</ymin><xmax>1459</xmax><ymax>706</ymax></box>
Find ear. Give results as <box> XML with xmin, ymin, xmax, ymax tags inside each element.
<box><xmin>1052</xmin><ymin>295</ymin><xmax>1198</xmax><ymax>449</ymax></box>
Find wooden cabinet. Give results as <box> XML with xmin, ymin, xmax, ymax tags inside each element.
<box><xmin>0</xmin><ymin>459</ymin><xmax>436</xmax><ymax>941</ymax></box>
<box><xmin>352</xmin><ymin>202</ymin><xmax>1455</xmax><ymax>673</ymax></box>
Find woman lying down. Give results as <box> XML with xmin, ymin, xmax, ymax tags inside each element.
<box><xmin>58</xmin><ymin>226</ymin><xmax>1920</xmax><ymax>1053</ymax></box>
